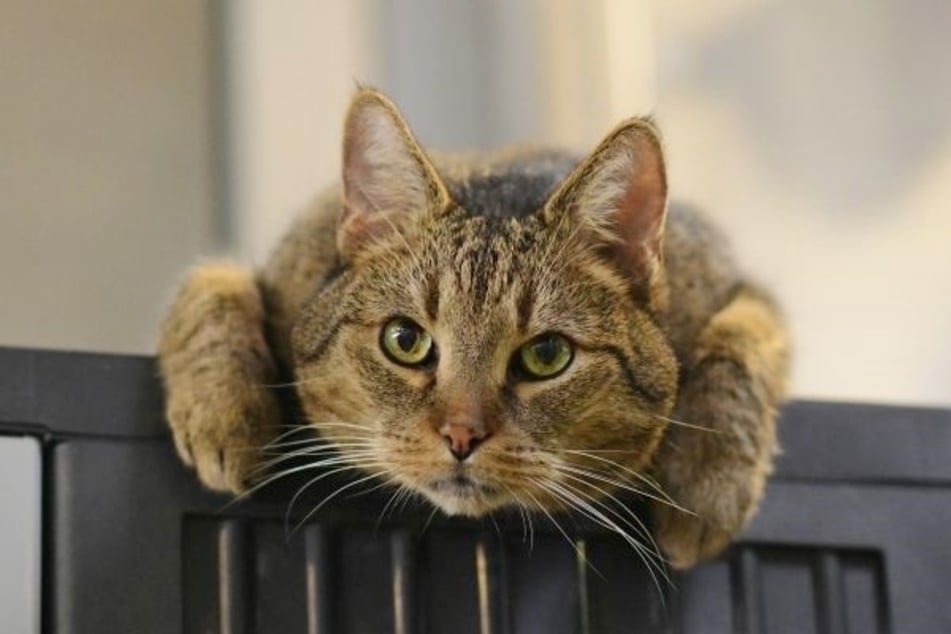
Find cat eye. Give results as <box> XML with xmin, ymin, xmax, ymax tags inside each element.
<box><xmin>514</xmin><ymin>333</ymin><xmax>573</xmax><ymax>380</ymax></box>
<box><xmin>380</xmin><ymin>317</ymin><xmax>435</xmax><ymax>367</ymax></box>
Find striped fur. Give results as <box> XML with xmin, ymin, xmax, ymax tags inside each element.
<box><xmin>158</xmin><ymin>88</ymin><xmax>790</xmax><ymax>569</ymax></box>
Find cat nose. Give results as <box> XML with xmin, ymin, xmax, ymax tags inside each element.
<box><xmin>440</xmin><ymin>423</ymin><xmax>489</xmax><ymax>462</ymax></box>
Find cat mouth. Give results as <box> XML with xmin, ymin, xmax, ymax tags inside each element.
<box><xmin>427</xmin><ymin>473</ymin><xmax>500</xmax><ymax>498</ymax></box>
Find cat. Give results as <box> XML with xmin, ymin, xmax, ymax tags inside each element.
<box><xmin>158</xmin><ymin>87</ymin><xmax>790</xmax><ymax>569</ymax></box>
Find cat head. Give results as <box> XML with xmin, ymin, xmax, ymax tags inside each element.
<box><xmin>291</xmin><ymin>88</ymin><xmax>678</xmax><ymax>517</ymax></box>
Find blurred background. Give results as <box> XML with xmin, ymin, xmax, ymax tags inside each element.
<box><xmin>1</xmin><ymin>0</ymin><xmax>949</xmax><ymax>406</ymax></box>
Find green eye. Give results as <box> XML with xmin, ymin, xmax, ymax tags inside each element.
<box><xmin>381</xmin><ymin>317</ymin><xmax>434</xmax><ymax>366</ymax></box>
<box><xmin>516</xmin><ymin>333</ymin><xmax>573</xmax><ymax>380</ymax></box>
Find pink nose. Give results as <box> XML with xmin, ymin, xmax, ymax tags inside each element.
<box><xmin>440</xmin><ymin>423</ymin><xmax>489</xmax><ymax>461</ymax></box>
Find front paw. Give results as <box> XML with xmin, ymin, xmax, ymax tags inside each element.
<box><xmin>166</xmin><ymin>385</ymin><xmax>279</xmax><ymax>495</ymax></box>
<box><xmin>653</xmin><ymin>503</ymin><xmax>736</xmax><ymax>570</ymax></box>
<box><xmin>652</xmin><ymin>469</ymin><xmax>762</xmax><ymax>569</ymax></box>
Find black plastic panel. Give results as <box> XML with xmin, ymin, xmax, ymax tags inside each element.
<box><xmin>1</xmin><ymin>348</ymin><xmax>950</xmax><ymax>633</ymax></box>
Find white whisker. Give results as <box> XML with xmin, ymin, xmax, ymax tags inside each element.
<box><xmin>291</xmin><ymin>470</ymin><xmax>386</xmax><ymax>535</ymax></box>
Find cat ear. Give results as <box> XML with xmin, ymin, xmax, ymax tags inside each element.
<box><xmin>338</xmin><ymin>88</ymin><xmax>450</xmax><ymax>260</ymax></box>
<box><xmin>543</xmin><ymin>118</ymin><xmax>668</xmax><ymax>296</ymax></box>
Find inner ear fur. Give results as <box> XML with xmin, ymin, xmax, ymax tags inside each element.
<box><xmin>542</xmin><ymin>118</ymin><xmax>669</xmax><ymax>307</ymax></box>
<box><xmin>338</xmin><ymin>88</ymin><xmax>450</xmax><ymax>261</ymax></box>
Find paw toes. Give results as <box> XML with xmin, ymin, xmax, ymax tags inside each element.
<box><xmin>191</xmin><ymin>446</ymin><xmax>255</xmax><ymax>495</ymax></box>
<box><xmin>172</xmin><ymin>430</ymin><xmax>196</xmax><ymax>466</ymax></box>
<box><xmin>655</xmin><ymin>508</ymin><xmax>735</xmax><ymax>569</ymax></box>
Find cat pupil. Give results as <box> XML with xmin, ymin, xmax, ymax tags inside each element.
<box><xmin>534</xmin><ymin>339</ymin><xmax>557</xmax><ymax>365</ymax></box>
<box><xmin>396</xmin><ymin>327</ymin><xmax>417</xmax><ymax>352</ymax></box>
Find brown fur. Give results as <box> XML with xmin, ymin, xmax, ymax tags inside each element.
<box><xmin>158</xmin><ymin>88</ymin><xmax>790</xmax><ymax>569</ymax></box>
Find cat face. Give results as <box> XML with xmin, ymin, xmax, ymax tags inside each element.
<box><xmin>291</xmin><ymin>89</ymin><xmax>678</xmax><ymax>517</ymax></box>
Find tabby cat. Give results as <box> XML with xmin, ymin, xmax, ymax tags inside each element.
<box><xmin>158</xmin><ymin>88</ymin><xmax>789</xmax><ymax>569</ymax></box>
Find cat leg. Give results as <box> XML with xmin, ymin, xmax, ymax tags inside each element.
<box><xmin>158</xmin><ymin>263</ymin><xmax>281</xmax><ymax>494</ymax></box>
<box><xmin>652</xmin><ymin>287</ymin><xmax>790</xmax><ymax>569</ymax></box>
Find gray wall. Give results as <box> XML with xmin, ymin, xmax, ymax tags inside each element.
<box><xmin>0</xmin><ymin>1</ymin><xmax>219</xmax><ymax>354</ymax></box>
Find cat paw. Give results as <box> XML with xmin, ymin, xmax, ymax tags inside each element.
<box><xmin>653</xmin><ymin>504</ymin><xmax>736</xmax><ymax>569</ymax></box>
<box><xmin>166</xmin><ymin>387</ymin><xmax>279</xmax><ymax>495</ymax></box>
<box><xmin>651</xmin><ymin>470</ymin><xmax>761</xmax><ymax>569</ymax></box>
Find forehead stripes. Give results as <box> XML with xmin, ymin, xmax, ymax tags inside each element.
<box><xmin>441</xmin><ymin>152</ymin><xmax>578</xmax><ymax>220</ymax></box>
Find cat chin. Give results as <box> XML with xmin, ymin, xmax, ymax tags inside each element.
<box><xmin>431</xmin><ymin>495</ymin><xmax>503</xmax><ymax>518</ymax></box>
<box><xmin>425</xmin><ymin>487</ymin><xmax>508</xmax><ymax>518</ymax></box>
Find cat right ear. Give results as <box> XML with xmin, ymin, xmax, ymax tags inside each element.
<box><xmin>338</xmin><ymin>88</ymin><xmax>450</xmax><ymax>261</ymax></box>
<box><xmin>542</xmin><ymin>117</ymin><xmax>668</xmax><ymax>305</ymax></box>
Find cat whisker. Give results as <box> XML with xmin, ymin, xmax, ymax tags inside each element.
<box><xmin>377</xmin><ymin>211</ymin><xmax>426</xmax><ymax>275</ymax></box>
<box><xmin>559</xmin><ymin>449</ymin><xmax>678</xmax><ymax>506</ymax></box>
<box><xmin>500</xmin><ymin>483</ymin><xmax>535</xmax><ymax>551</ymax></box>
<box><xmin>651</xmin><ymin>412</ymin><xmax>723</xmax><ymax>434</ymax></box>
<box><xmin>262</xmin><ymin>435</ymin><xmax>371</xmax><ymax>451</ymax></box>
<box><xmin>260</xmin><ymin>440</ymin><xmax>377</xmax><ymax>458</ymax></box>
<box><xmin>284</xmin><ymin>462</ymin><xmax>370</xmax><ymax>529</ymax></box>
<box><xmin>240</xmin><ymin>452</ymin><xmax>383</xmax><ymax>500</ymax></box>
<box><xmin>560</xmin><ymin>448</ymin><xmax>643</xmax><ymax>454</ymax></box>
<box><xmin>267</xmin><ymin>424</ymin><xmax>322</xmax><ymax>444</ymax></box>
<box><xmin>487</xmin><ymin>512</ymin><xmax>502</xmax><ymax>538</ymax></box>
<box><xmin>420</xmin><ymin>504</ymin><xmax>441</xmax><ymax>535</ymax></box>
<box><xmin>552</xmin><ymin>473</ymin><xmax>668</xmax><ymax>581</ymax></box>
<box><xmin>252</xmin><ymin>443</ymin><xmax>379</xmax><ymax>475</ymax></box>
<box><xmin>375</xmin><ymin>482</ymin><xmax>416</xmax><ymax>532</ymax></box>
<box><xmin>538</xmin><ymin>479</ymin><xmax>669</xmax><ymax>598</ymax></box>
<box><xmin>555</xmin><ymin>463</ymin><xmax>692</xmax><ymax>515</ymax></box>
<box><xmin>257</xmin><ymin>379</ymin><xmax>309</xmax><ymax>389</ymax></box>
<box><xmin>290</xmin><ymin>470</ymin><xmax>388</xmax><ymax>536</ymax></box>
<box><xmin>554</xmin><ymin>471</ymin><xmax>658</xmax><ymax>547</ymax></box>
<box><xmin>521</xmin><ymin>487</ymin><xmax>601</xmax><ymax>579</ymax></box>
<box><xmin>540</xmin><ymin>479</ymin><xmax>659</xmax><ymax>572</ymax></box>
<box><xmin>309</xmin><ymin>421</ymin><xmax>377</xmax><ymax>432</ymax></box>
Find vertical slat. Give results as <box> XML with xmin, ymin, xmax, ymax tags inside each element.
<box><xmin>475</xmin><ymin>539</ymin><xmax>493</xmax><ymax>634</ymax></box>
<box><xmin>576</xmin><ymin>540</ymin><xmax>591</xmax><ymax>634</ymax></box>
<box><xmin>336</xmin><ymin>528</ymin><xmax>396</xmax><ymax>632</ymax></box>
<box><xmin>841</xmin><ymin>552</ymin><xmax>890</xmax><ymax>634</ymax></box>
<box><xmin>304</xmin><ymin>525</ymin><xmax>333</xmax><ymax>634</ymax></box>
<box><xmin>217</xmin><ymin>519</ymin><xmax>253</xmax><ymax>634</ymax></box>
<box><xmin>182</xmin><ymin>517</ymin><xmax>221</xmax><ymax>634</ymax></box>
<box><xmin>759</xmin><ymin>548</ymin><xmax>819</xmax><ymax>634</ymax></box>
<box><xmin>815</xmin><ymin>550</ymin><xmax>846</xmax><ymax>634</ymax></box>
<box><xmin>678</xmin><ymin>561</ymin><xmax>735</xmax><ymax>633</ymax></box>
<box><xmin>732</xmin><ymin>546</ymin><xmax>763</xmax><ymax>634</ymax></box>
<box><xmin>475</xmin><ymin>535</ymin><xmax>508</xmax><ymax>634</ymax></box>
<box><xmin>391</xmin><ymin>530</ymin><xmax>417</xmax><ymax>634</ymax></box>
<box><xmin>506</xmin><ymin>531</ymin><xmax>580</xmax><ymax>634</ymax></box>
<box><xmin>253</xmin><ymin>522</ymin><xmax>308</xmax><ymax>634</ymax></box>
<box><xmin>421</xmin><ymin>530</ymin><xmax>482</xmax><ymax>634</ymax></box>
<box><xmin>584</xmin><ymin>535</ymin><xmax>671</xmax><ymax>633</ymax></box>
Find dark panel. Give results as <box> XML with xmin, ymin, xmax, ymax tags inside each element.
<box><xmin>814</xmin><ymin>551</ymin><xmax>847</xmax><ymax>634</ymax></box>
<box><xmin>335</xmin><ymin>529</ymin><xmax>396</xmax><ymax>633</ymax></box>
<box><xmin>677</xmin><ymin>561</ymin><xmax>734</xmax><ymax>634</ymax></box>
<box><xmin>391</xmin><ymin>530</ymin><xmax>419</xmax><ymax>634</ymax></box>
<box><xmin>840</xmin><ymin>553</ymin><xmax>888</xmax><ymax>634</ymax></box>
<box><xmin>0</xmin><ymin>347</ymin><xmax>164</xmax><ymax>437</ymax></box>
<box><xmin>217</xmin><ymin>519</ymin><xmax>254</xmax><ymax>634</ymax></box>
<box><xmin>585</xmin><ymin>536</ymin><xmax>673</xmax><ymax>634</ymax></box>
<box><xmin>776</xmin><ymin>401</ymin><xmax>951</xmax><ymax>484</ymax></box>
<box><xmin>731</xmin><ymin>546</ymin><xmax>763</xmax><ymax>634</ymax></box>
<box><xmin>419</xmin><ymin>530</ymin><xmax>482</xmax><ymax>634</ymax></box>
<box><xmin>727</xmin><ymin>546</ymin><xmax>890</xmax><ymax>634</ymax></box>
<box><xmin>182</xmin><ymin>517</ymin><xmax>221</xmax><ymax>634</ymax></box>
<box><xmin>303</xmin><ymin>525</ymin><xmax>334</xmax><ymax>634</ymax></box>
<box><xmin>9</xmin><ymin>350</ymin><xmax>951</xmax><ymax>634</ymax></box>
<box><xmin>506</xmin><ymin>532</ymin><xmax>581</xmax><ymax>634</ymax></box>
<box><xmin>51</xmin><ymin>439</ymin><xmax>222</xmax><ymax>634</ymax></box>
<box><xmin>253</xmin><ymin>522</ymin><xmax>308</xmax><ymax>634</ymax></box>
<box><xmin>758</xmin><ymin>549</ymin><xmax>819</xmax><ymax>634</ymax></box>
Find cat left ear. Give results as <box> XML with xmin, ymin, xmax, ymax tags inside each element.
<box><xmin>543</xmin><ymin>118</ymin><xmax>668</xmax><ymax>300</ymax></box>
<box><xmin>338</xmin><ymin>88</ymin><xmax>450</xmax><ymax>260</ymax></box>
